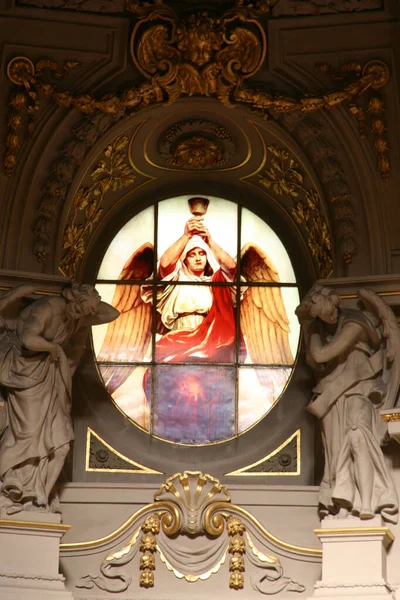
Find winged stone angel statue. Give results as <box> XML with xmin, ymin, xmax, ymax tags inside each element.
<box><xmin>0</xmin><ymin>283</ymin><xmax>119</xmax><ymax>515</ymax></box>
<box><xmin>296</xmin><ymin>285</ymin><xmax>400</xmax><ymax>523</ymax></box>
<box><xmin>97</xmin><ymin>206</ymin><xmax>294</xmax><ymax>443</ymax></box>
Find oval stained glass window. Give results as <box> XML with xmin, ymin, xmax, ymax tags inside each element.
<box><xmin>93</xmin><ymin>195</ymin><xmax>300</xmax><ymax>445</ymax></box>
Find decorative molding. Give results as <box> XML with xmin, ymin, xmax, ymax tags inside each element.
<box><xmin>75</xmin><ymin>471</ymin><xmax>306</xmax><ymax>593</ymax></box>
<box><xmin>4</xmin><ymin>3</ymin><xmax>390</xmax><ymax>189</ymax></box>
<box><xmin>0</xmin><ymin>519</ymin><xmax>70</xmax><ymax>532</ymax></box>
<box><xmin>59</xmin><ymin>135</ymin><xmax>136</xmax><ymax>279</ymax></box>
<box><xmin>225</xmin><ymin>429</ymin><xmax>300</xmax><ymax>476</ymax></box>
<box><xmin>158</xmin><ymin>119</ymin><xmax>237</xmax><ymax>170</ymax></box>
<box><xmin>271</xmin><ymin>0</ymin><xmax>382</xmax><ymax>17</ymax></box>
<box><xmin>86</xmin><ymin>427</ymin><xmax>163</xmax><ymax>474</ymax></box>
<box><xmin>259</xmin><ymin>145</ymin><xmax>332</xmax><ymax>278</ymax></box>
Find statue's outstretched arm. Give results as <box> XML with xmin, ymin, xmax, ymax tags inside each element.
<box><xmin>309</xmin><ymin>321</ymin><xmax>363</xmax><ymax>363</ymax></box>
<box><xmin>0</xmin><ymin>284</ymin><xmax>37</xmax><ymax>314</ymax></box>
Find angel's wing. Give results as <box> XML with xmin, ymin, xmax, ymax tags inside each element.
<box><xmin>358</xmin><ymin>288</ymin><xmax>400</xmax><ymax>415</ymax></box>
<box><xmin>240</xmin><ymin>244</ymin><xmax>294</xmax><ymax>366</ymax></box>
<box><xmin>97</xmin><ymin>243</ymin><xmax>154</xmax><ymax>395</ymax></box>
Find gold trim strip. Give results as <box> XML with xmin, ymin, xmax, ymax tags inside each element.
<box><xmin>60</xmin><ymin>502</ymin><xmax>162</xmax><ymax>551</ymax></box>
<box><xmin>0</xmin><ymin>519</ymin><xmax>70</xmax><ymax>532</ymax></box>
<box><xmin>225</xmin><ymin>429</ymin><xmax>300</xmax><ymax>476</ymax></box>
<box><xmin>86</xmin><ymin>427</ymin><xmax>163</xmax><ymax>474</ymax></box>
<box><xmin>314</xmin><ymin>527</ymin><xmax>395</xmax><ymax>542</ymax></box>
<box><xmin>223</xmin><ymin>505</ymin><xmax>321</xmax><ymax>557</ymax></box>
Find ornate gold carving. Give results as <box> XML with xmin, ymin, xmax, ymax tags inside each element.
<box><xmin>316</xmin><ymin>60</ymin><xmax>390</xmax><ymax>180</ymax></box>
<box><xmin>59</xmin><ymin>135</ymin><xmax>135</xmax><ymax>279</ymax></box>
<box><xmin>380</xmin><ymin>412</ymin><xmax>400</xmax><ymax>423</ymax></box>
<box><xmin>129</xmin><ymin>1</ymin><xmax>266</xmax><ymax>104</ymax></box>
<box><xmin>4</xmin><ymin>20</ymin><xmax>390</xmax><ymax>183</ymax></box>
<box><xmin>140</xmin><ymin>515</ymin><xmax>159</xmax><ymax>588</ymax></box>
<box><xmin>5</xmin><ymin>57</ymin><xmax>79</xmax><ymax>175</ymax></box>
<box><xmin>227</xmin><ymin>516</ymin><xmax>246</xmax><ymax>589</ymax></box>
<box><xmin>155</xmin><ymin>471</ymin><xmax>231</xmax><ymax>536</ymax></box>
<box><xmin>174</xmin><ymin>136</ymin><xmax>222</xmax><ymax>169</ymax></box>
<box><xmin>259</xmin><ymin>145</ymin><xmax>332</xmax><ymax>278</ymax></box>
<box><xmin>74</xmin><ymin>471</ymin><xmax>308</xmax><ymax>593</ymax></box>
<box><xmin>157</xmin><ymin>118</ymin><xmax>237</xmax><ymax>170</ymax></box>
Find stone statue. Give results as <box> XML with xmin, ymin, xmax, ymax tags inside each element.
<box><xmin>0</xmin><ymin>283</ymin><xmax>119</xmax><ymax>515</ymax></box>
<box><xmin>296</xmin><ymin>285</ymin><xmax>400</xmax><ymax>523</ymax></box>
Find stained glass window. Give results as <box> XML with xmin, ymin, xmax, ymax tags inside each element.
<box><xmin>93</xmin><ymin>195</ymin><xmax>300</xmax><ymax>445</ymax></box>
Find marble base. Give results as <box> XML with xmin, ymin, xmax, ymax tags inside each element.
<box><xmin>308</xmin><ymin>517</ymin><xmax>394</xmax><ymax>600</ymax></box>
<box><xmin>0</xmin><ymin>511</ymin><xmax>74</xmax><ymax>599</ymax></box>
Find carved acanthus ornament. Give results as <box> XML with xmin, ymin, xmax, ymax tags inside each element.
<box><xmin>5</xmin><ymin>1</ymin><xmax>390</xmax><ymax>184</ymax></box>
<box><xmin>259</xmin><ymin>145</ymin><xmax>332</xmax><ymax>278</ymax></box>
<box><xmin>75</xmin><ymin>471</ymin><xmax>307</xmax><ymax>594</ymax></box>
<box><xmin>59</xmin><ymin>135</ymin><xmax>135</xmax><ymax>279</ymax></box>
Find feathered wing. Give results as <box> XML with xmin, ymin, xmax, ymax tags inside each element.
<box><xmin>240</xmin><ymin>244</ymin><xmax>294</xmax><ymax>366</ymax></box>
<box><xmin>97</xmin><ymin>244</ymin><xmax>154</xmax><ymax>395</ymax></box>
<box><xmin>358</xmin><ymin>289</ymin><xmax>400</xmax><ymax>432</ymax></box>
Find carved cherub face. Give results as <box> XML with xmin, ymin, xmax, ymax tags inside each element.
<box><xmin>177</xmin><ymin>17</ymin><xmax>222</xmax><ymax>67</ymax></box>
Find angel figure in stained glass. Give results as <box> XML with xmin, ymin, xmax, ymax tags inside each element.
<box><xmin>98</xmin><ymin>198</ymin><xmax>294</xmax><ymax>443</ymax></box>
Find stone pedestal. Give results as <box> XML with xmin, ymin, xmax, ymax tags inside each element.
<box><xmin>0</xmin><ymin>511</ymin><xmax>74</xmax><ymax>599</ymax></box>
<box><xmin>309</xmin><ymin>516</ymin><xmax>394</xmax><ymax>600</ymax></box>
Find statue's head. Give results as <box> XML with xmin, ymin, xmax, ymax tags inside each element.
<box><xmin>296</xmin><ymin>285</ymin><xmax>340</xmax><ymax>325</ymax></box>
<box><xmin>62</xmin><ymin>284</ymin><xmax>101</xmax><ymax>319</ymax></box>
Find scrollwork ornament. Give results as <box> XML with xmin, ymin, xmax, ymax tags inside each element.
<box><xmin>259</xmin><ymin>145</ymin><xmax>332</xmax><ymax>278</ymax></box>
<box><xmin>59</xmin><ymin>135</ymin><xmax>136</xmax><ymax>279</ymax></box>
<box><xmin>75</xmin><ymin>472</ymin><xmax>307</xmax><ymax>593</ymax></box>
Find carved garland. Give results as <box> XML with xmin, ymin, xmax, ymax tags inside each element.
<box><xmin>259</xmin><ymin>145</ymin><xmax>332</xmax><ymax>278</ymax></box>
<box><xmin>59</xmin><ymin>135</ymin><xmax>135</xmax><ymax>278</ymax></box>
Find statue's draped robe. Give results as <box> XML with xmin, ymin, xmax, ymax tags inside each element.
<box><xmin>0</xmin><ymin>317</ymin><xmax>76</xmax><ymax>508</ymax></box>
<box><xmin>308</xmin><ymin>309</ymin><xmax>398</xmax><ymax>523</ymax></box>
